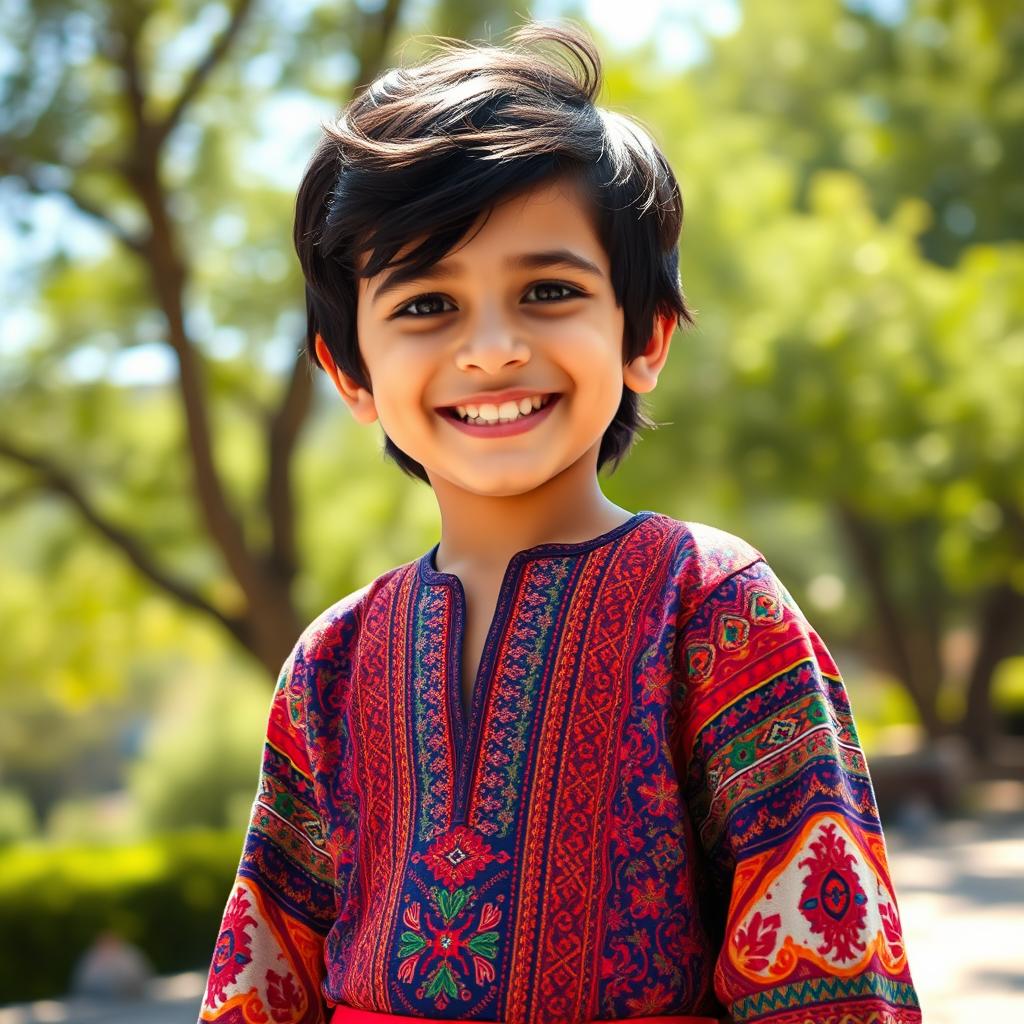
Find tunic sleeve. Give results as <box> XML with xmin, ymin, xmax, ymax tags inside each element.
<box><xmin>677</xmin><ymin>558</ymin><xmax>922</xmax><ymax>1023</ymax></box>
<box><xmin>198</xmin><ymin>639</ymin><xmax>337</xmax><ymax>1023</ymax></box>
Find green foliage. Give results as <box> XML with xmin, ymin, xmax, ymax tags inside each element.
<box><xmin>845</xmin><ymin>673</ymin><xmax>923</xmax><ymax>754</ymax></box>
<box><xmin>693</xmin><ymin>0</ymin><xmax>1024</xmax><ymax>265</ymax></box>
<box><xmin>603</xmin><ymin>5</ymin><xmax>1024</xmax><ymax>715</ymax></box>
<box><xmin>0</xmin><ymin>787</ymin><xmax>37</xmax><ymax>846</ymax></box>
<box><xmin>992</xmin><ymin>656</ymin><xmax>1024</xmax><ymax>735</ymax></box>
<box><xmin>0</xmin><ymin>829</ymin><xmax>241</xmax><ymax>1003</ymax></box>
<box><xmin>126</xmin><ymin>664</ymin><xmax>271</xmax><ymax>833</ymax></box>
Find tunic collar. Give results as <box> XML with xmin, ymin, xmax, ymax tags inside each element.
<box><xmin>417</xmin><ymin>509</ymin><xmax>659</xmax><ymax>585</ymax></box>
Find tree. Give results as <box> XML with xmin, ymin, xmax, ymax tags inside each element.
<box><xmin>609</xmin><ymin>0</ymin><xmax>1024</xmax><ymax>755</ymax></box>
<box><xmin>0</xmin><ymin>0</ymin><xmax>410</xmax><ymax>674</ymax></box>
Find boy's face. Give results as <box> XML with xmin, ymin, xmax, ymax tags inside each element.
<box><xmin>317</xmin><ymin>175</ymin><xmax>673</xmax><ymax>499</ymax></box>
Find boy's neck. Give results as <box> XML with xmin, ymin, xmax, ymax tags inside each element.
<box><xmin>430</xmin><ymin>463</ymin><xmax>633</xmax><ymax>578</ymax></box>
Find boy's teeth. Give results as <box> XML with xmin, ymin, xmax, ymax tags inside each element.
<box><xmin>455</xmin><ymin>394</ymin><xmax>549</xmax><ymax>423</ymax></box>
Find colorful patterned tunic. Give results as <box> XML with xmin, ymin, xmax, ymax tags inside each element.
<box><xmin>198</xmin><ymin>511</ymin><xmax>921</xmax><ymax>1024</ymax></box>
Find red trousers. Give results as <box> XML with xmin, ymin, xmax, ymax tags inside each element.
<box><xmin>330</xmin><ymin>1006</ymin><xmax>719</xmax><ymax>1024</ymax></box>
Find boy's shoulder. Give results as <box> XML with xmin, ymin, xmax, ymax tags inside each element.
<box><xmin>648</xmin><ymin>512</ymin><xmax>767</xmax><ymax>612</ymax></box>
<box><xmin>285</xmin><ymin>515</ymin><xmax>770</xmax><ymax>662</ymax></box>
<box><xmin>289</xmin><ymin>559</ymin><xmax>414</xmax><ymax>663</ymax></box>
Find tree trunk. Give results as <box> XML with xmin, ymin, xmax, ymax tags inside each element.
<box><xmin>962</xmin><ymin>582</ymin><xmax>1024</xmax><ymax>762</ymax></box>
<box><xmin>832</xmin><ymin>502</ymin><xmax>944</xmax><ymax>738</ymax></box>
<box><xmin>0</xmin><ymin>0</ymin><xmax>410</xmax><ymax>679</ymax></box>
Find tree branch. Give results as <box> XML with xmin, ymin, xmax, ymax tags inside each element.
<box><xmin>832</xmin><ymin>500</ymin><xmax>939</xmax><ymax>733</ymax></box>
<box><xmin>106</xmin><ymin>10</ymin><xmax>150</xmax><ymax>145</ymax></box>
<box><xmin>0</xmin><ymin>482</ymin><xmax>40</xmax><ymax>514</ymax></box>
<box><xmin>262</xmin><ymin>0</ymin><xmax>408</xmax><ymax>586</ymax></box>
<box><xmin>352</xmin><ymin>0</ymin><xmax>405</xmax><ymax>88</ymax></box>
<box><xmin>0</xmin><ymin>435</ymin><xmax>247</xmax><ymax>641</ymax></box>
<box><xmin>108</xmin><ymin>13</ymin><xmax>275</xmax><ymax>615</ymax></box>
<box><xmin>155</xmin><ymin>0</ymin><xmax>257</xmax><ymax>148</ymax></box>
<box><xmin>0</xmin><ymin>152</ymin><xmax>147</xmax><ymax>256</ymax></box>
<box><xmin>265</xmin><ymin>351</ymin><xmax>311</xmax><ymax>586</ymax></box>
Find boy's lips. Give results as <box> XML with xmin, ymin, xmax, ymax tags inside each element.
<box><xmin>438</xmin><ymin>393</ymin><xmax>562</xmax><ymax>437</ymax></box>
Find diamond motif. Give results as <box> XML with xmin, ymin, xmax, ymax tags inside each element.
<box><xmin>749</xmin><ymin>588</ymin><xmax>783</xmax><ymax>624</ymax></box>
<box><xmin>687</xmin><ymin>642</ymin><xmax>715</xmax><ymax>682</ymax></box>
<box><xmin>718</xmin><ymin>614</ymin><xmax>749</xmax><ymax>650</ymax></box>
<box><xmin>766</xmin><ymin>718</ymin><xmax>797</xmax><ymax>746</ymax></box>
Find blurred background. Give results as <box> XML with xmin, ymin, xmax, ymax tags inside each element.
<box><xmin>1</xmin><ymin>0</ymin><xmax>1022</xmax><ymax>1021</ymax></box>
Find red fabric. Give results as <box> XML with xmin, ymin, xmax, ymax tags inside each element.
<box><xmin>198</xmin><ymin>513</ymin><xmax>921</xmax><ymax>1024</ymax></box>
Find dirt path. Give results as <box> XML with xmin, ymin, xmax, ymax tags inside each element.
<box><xmin>885</xmin><ymin>810</ymin><xmax>1024</xmax><ymax>1022</ymax></box>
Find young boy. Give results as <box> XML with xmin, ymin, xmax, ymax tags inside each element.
<box><xmin>198</xmin><ymin>21</ymin><xmax>921</xmax><ymax>1024</ymax></box>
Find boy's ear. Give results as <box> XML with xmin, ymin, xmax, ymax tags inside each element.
<box><xmin>622</xmin><ymin>311</ymin><xmax>677</xmax><ymax>395</ymax></box>
<box><xmin>314</xmin><ymin>333</ymin><xmax>378</xmax><ymax>424</ymax></box>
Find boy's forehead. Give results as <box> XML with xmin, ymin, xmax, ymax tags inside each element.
<box><xmin>355</xmin><ymin>174</ymin><xmax>603</xmax><ymax>287</ymax></box>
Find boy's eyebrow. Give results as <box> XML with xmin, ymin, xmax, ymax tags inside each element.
<box><xmin>370</xmin><ymin>249</ymin><xmax>604</xmax><ymax>304</ymax></box>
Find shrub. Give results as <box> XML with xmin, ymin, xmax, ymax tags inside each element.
<box><xmin>0</xmin><ymin>829</ymin><xmax>241</xmax><ymax>1003</ymax></box>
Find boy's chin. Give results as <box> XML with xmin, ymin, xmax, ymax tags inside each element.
<box><xmin>427</xmin><ymin>464</ymin><xmax>563</xmax><ymax>499</ymax></box>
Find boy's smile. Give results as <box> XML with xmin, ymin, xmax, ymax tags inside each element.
<box><xmin>438</xmin><ymin>391</ymin><xmax>562</xmax><ymax>438</ymax></box>
<box><xmin>316</xmin><ymin>172</ymin><xmax>674</xmax><ymax>560</ymax></box>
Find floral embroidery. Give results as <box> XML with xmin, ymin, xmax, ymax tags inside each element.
<box><xmin>733</xmin><ymin>911</ymin><xmax>782</xmax><ymax>973</ymax></box>
<box><xmin>266</xmin><ymin>968</ymin><xmax>303</xmax><ymax>1022</ymax></box>
<box><xmin>397</xmin><ymin>886</ymin><xmax>502</xmax><ymax>1010</ymax></box>
<box><xmin>416</xmin><ymin>824</ymin><xmax>507</xmax><ymax>890</ymax></box>
<box><xmin>207</xmin><ymin>886</ymin><xmax>257</xmax><ymax>1005</ymax></box>
<box><xmin>798</xmin><ymin>821</ymin><xmax>869</xmax><ymax>962</ymax></box>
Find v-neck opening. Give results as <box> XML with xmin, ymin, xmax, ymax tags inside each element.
<box><xmin>416</xmin><ymin>510</ymin><xmax>658</xmax><ymax>823</ymax></box>
<box><xmin>418</xmin><ymin>509</ymin><xmax>658</xmax><ymax>585</ymax></box>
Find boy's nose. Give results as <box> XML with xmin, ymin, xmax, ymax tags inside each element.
<box><xmin>454</xmin><ymin>322</ymin><xmax>531</xmax><ymax>371</ymax></box>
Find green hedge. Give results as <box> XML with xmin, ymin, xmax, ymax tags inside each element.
<box><xmin>0</xmin><ymin>829</ymin><xmax>241</xmax><ymax>1004</ymax></box>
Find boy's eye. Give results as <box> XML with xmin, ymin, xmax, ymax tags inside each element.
<box><xmin>398</xmin><ymin>295</ymin><xmax>455</xmax><ymax>318</ymax></box>
<box><xmin>522</xmin><ymin>282</ymin><xmax>580</xmax><ymax>303</ymax></box>
<box><xmin>394</xmin><ymin>282</ymin><xmax>582</xmax><ymax>318</ymax></box>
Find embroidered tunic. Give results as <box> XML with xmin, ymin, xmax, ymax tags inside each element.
<box><xmin>198</xmin><ymin>511</ymin><xmax>921</xmax><ymax>1024</ymax></box>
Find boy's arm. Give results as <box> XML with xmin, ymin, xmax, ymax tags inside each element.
<box><xmin>677</xmin><ymin>558</ymin><xmax>922</xmax><ymax>1024</ymax></box>
<box><xmin>198</xmin><ymin>639</ymin><xmax>337</xmax><ymax>1024</ymax></box>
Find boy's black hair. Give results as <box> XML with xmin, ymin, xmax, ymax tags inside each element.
<box><xmin>294</xmin><ymin>20</ymin><xmax>694</xmax><ymax>484</ymax></box>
